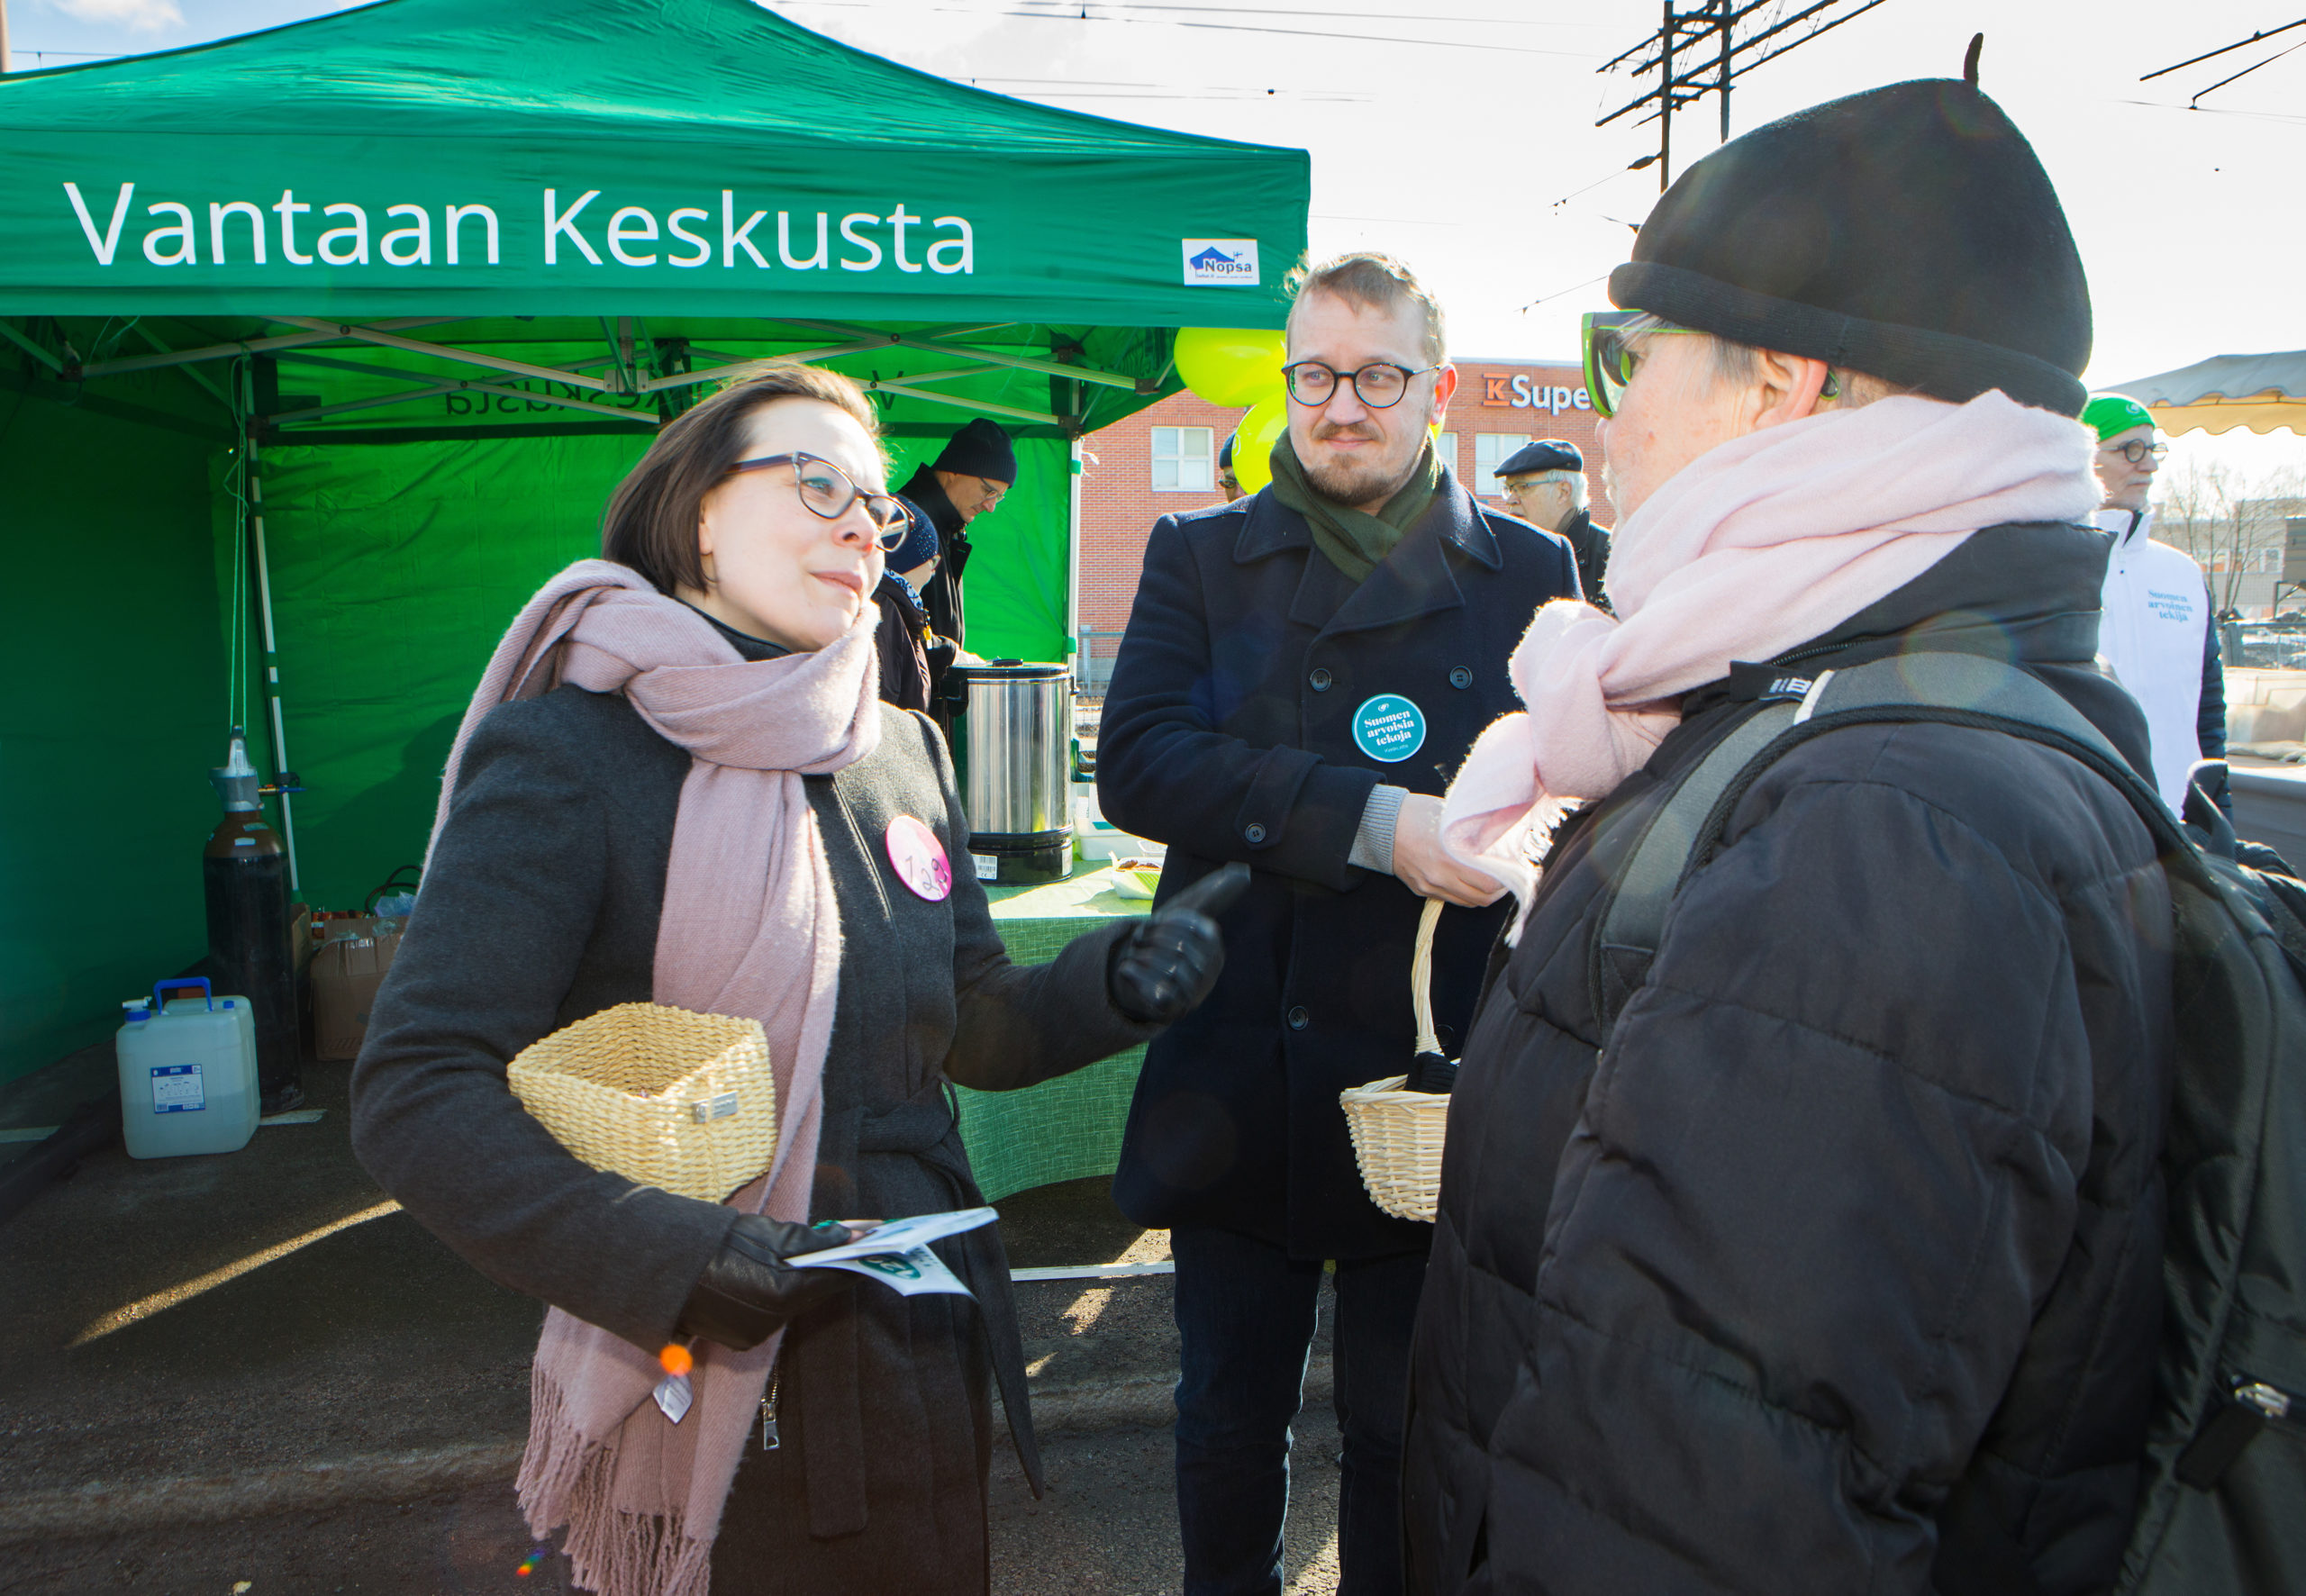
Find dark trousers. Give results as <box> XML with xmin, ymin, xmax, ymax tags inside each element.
<box><xmin>1171</xmin><ymin>1223</ymin><xmax>1428</xmax><ymax>1596</ymax></box>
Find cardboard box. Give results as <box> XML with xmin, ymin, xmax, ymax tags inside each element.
<box><xmin>312</xmin><ymin>930</ymin><xmax>401</xmax><ymax>1061</ymax></box>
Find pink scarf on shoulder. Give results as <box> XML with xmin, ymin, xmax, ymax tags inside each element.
<box><xmin>429</xmin><ymin>558</ymin><xmax>881</xmax><ymax>1596</ymax></box>
<box><xmin>1440</xmin><ymin>391</ymin><xmax>2100</xmax><ymax>931</ymax></box>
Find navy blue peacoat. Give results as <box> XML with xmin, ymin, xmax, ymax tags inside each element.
<box><xmin>1097</xmin><ymin>473</ymin><xmax>1579</xmax><ymax>1259</ymax></box>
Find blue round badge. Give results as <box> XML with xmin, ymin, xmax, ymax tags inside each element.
<box><xmin>1352</xmin><ymin>694</ymin><xmax>1426</xmax><ymax>764</ymax></box>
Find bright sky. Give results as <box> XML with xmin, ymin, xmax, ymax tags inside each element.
<box><xmin>11</xmin><ymin>0</ymin><xmax>2303</xmax><ymax>478</ymax></box>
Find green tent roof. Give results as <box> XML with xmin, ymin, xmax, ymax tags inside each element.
<box><xmin>0</xmin><ymin>0</ymin><xmax>1307</xmax><ymax>324</ymax></box>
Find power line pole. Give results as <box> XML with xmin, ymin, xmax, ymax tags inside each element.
<box><xmin>1717</xmin><ymin>0</ymin><xmax>1734</xmax><ymax>141</ymax></box>
<box><xmin>1598</xmin><ymin>0</ymin><xmax>1893</xmax><ymax>192</ymax></box>
<box><xmin>1657</xmin><ymin>0</ymin><xmax>1674</xmax><ymax>195</ymax></box>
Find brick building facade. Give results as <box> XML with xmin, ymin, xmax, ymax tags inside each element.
<box><xmin>1074</xmin><ymin>357</ymin><xmax>1612</xmax><ymax>687</ymax></box>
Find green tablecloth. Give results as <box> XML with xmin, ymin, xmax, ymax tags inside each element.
<box><xmin>957</xmin><ymin>864</ymin><xmax>1153</xmax><ymax>1202</ymax></box>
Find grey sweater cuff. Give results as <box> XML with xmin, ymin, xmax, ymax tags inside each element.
<box><xmin>1349</xmin><ymin>784</ymin><xmax>1410</xmax><ymax>874</ymax></box>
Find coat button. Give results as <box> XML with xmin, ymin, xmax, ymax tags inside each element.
<box><xmin>1449</xmin><ymin>667</ymin><xmax>1473</xmax><ymax>689</ymax></box>
<box><xmin>1245</xmin><ymin>822</ymin><xmax>1267</xmax><ymax>844</ymax></box>
<box><xmin>1309</xmin><ymin>668</ymin><xmax>1332</xmax><ymax>692</ymax></box>
<box><xmin>1286</xmin><ymin>1005</ymin><xmax>1309</xmax><ymax>1030</ymax></box>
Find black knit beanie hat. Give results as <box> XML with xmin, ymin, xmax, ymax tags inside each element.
<box><xmin>1610</xmin><ymin>72</ymin><xmax>2092</xmax><ymax>416</ymax></box>
<box><xmin>932</xmin><ymin>418</ymin><xmax>1018</xmax><ymax>484</ymax></box>
<box><xmin>885</xmin><ymin>498</ymin><xmax>940</xmax><ymax>574</ymax></box>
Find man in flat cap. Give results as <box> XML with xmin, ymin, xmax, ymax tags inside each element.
<box><xmin>2082</xmin><ymin>393</ymin><xmax>2229</xmax><ymax>813</ymax></box>
<box><xmin>1493</xmin><ymin>440</ymin><xmax>1609</xmax><ymax>606</ymax></box>
<box><xmin>1216</xmin><ymin>430</ymin><xmax>1244</xmax><ymax>503</ymax></box>
<box><xmin>1404</xmin><ymin>66</ymin><xmax>2175</xmax><ymax>1594</ymax></box>
<box><xmin>896</xmin><ymin>416</ymin><xmax>1015</xmax><ymax>724</ymax></box>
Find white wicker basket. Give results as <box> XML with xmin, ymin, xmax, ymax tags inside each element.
<box><xmin>1339</xmin><ymin>899</ymin><xmax>1452</xmax><ymax>1223</ymax></box>
<box><xmin>507</xmin><ymin>1002</ymin><xmax>776</xmax><ymax>1203</ymax></box>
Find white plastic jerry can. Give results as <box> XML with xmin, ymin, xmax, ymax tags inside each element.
<box><xmin>114</xmin><ymin>978</ymin><xmax>261</xmax><ymax>1158</ymax></box>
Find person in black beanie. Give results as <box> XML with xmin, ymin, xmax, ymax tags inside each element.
<box><xmin>871</xmin><ymin>498</ymin><xmax>947</xmax><ymax>713</ymax></box>
<box><xmin>895</xmin><ymin>417</ymin><xmax>1016</xmax><ymax>730</ymax></box>
<box><xmin>1403</xmin><ymin>57</ymin><xmax>2177</xmax><ymax>1596</ymax></box>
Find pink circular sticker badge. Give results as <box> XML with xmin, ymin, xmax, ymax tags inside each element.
<box><xmin>884</xmin><ymin>814</ymin><xmax>953</xmax><ymax>902</ymax></box>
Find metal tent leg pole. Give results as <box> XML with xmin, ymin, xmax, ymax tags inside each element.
<box><xmin>248</xmin><ymin>448</ymin><xmax>302</xmax><ymax>893</ymax></box>
<box><xmin>1067</xmin><ymin>436</ymin><xmax>1084</xmax><ymax>687</ymax></box>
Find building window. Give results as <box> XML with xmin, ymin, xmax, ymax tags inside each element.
<box><xmin>1474</xmin><ymin>433</ymin><xmax>1534</xmax><ymax>490</ymax></box>
<box><xmin>1433</xmin><ymin>431</ymin><xmax>1459</xmax><ymax>480</ymax></box>
<box><xmin>1152</xmin><ymin>426</ymin><xmax>1214</xmax><ymax>492</ymax></box>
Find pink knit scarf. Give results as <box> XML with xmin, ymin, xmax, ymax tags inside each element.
<box><xmin>429</xmin><ymin>558</ymin><xmax>881</xmax><ymax>1596</ymax></box>
<box><xmin>1440</xmin><ymin>392</ymin><xmax>2100</xmax><ymax>930</ymax></box>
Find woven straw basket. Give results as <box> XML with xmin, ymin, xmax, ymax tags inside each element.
<box><xmin>507</xmin><ymin>1002</ymin><xmax>776</xmax><ymax>1203</ymax></box>
<box><xmin>1339</xmin><ymin>899</ymin><xmax>1452</xmax><ymax>1223</ymax></box>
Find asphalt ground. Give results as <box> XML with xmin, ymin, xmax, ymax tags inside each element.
<box><xmin>0</xmin><ymin>1413</ymin><xmax>1348</xmax><ymax>1595</ymax></box>
<box><xmin>1</xmin><ymin>1047</ymin><xmax>1343</xmax><ymax>1593</ymax></box>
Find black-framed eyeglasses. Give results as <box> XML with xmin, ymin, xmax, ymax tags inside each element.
<box><xmin>1281</xmin><ymin>360</ymin><xmax>1440</xmax><ymax>409</ymax></box>
<box><xmin>727</xmin><ymin>452</ymin><xmax>912</xmax><ymax>549</ymax></box>
<box><xmin>2102</xmin><ymin>439</ymin><xmax>2168</xmax><ymax>465</ymax></box>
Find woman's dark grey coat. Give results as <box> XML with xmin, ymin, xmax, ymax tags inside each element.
<box><xmin>350</xmin><ymin>638</ymin><xmax>1157</xmax><ymax>1596</ymax></box>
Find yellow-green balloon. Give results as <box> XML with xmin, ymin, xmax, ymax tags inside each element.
<box><xmin>1230</xmin><ymin>395</ymin><xmax>1289</xmax><ymax>496</ymax></box>
<box><xmin>1176</xmin><ymin>327</ymin><xmax>1287</xmax><ymax>408</ymax></box>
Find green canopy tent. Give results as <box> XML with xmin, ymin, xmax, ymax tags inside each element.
<box><xmin>0</xmin><ymin>0</ymin><xmax>1306</xmax><ymax>1084</ymax></box>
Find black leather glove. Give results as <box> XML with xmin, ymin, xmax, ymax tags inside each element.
<box><xmin>676</xmin><ymin>1214</ymin><xmax>856</xmax><ymax>1352</ymax></box>
<box><xmin>1108</xmin><ymin>862</ymin><xmax>1250</xmax><ymax>1025</ymax></box>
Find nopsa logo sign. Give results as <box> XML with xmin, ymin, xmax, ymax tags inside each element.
<box><xmin>1182</xmin><ymin>239</ymin><xmax>1259</xmax><ymax>286</ymax></box>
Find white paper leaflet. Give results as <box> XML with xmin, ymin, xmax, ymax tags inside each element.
<box><xmin>788</xmin><ymin>1206</ymin><xmax>996</xmax><ymax>1299</ymax></box>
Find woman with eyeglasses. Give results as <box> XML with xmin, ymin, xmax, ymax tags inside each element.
<box><xmin>350</xmin><ymin>364</ymin><xmax>1239</xmax><ymax>1596</ymax></box>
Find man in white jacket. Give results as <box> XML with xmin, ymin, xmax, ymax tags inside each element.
<box><xmin>2085</xmin><ymin>392</ymin><xmax>2229</xmax><ymax>812</ymax></box>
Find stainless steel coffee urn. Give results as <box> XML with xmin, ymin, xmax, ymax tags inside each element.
<box><xmin>949</xmin><ymin>661</ymin><xmax>1073</xmax><ymax>884</ymax></box>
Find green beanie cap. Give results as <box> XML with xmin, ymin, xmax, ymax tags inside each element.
<box><xmin>2082</xmin><ymin>394</ymin><xmax>2154</xmax><ymax>442</ymax></box>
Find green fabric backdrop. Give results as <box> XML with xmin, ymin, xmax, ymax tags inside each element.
<box><xmin>0</xmin><ymin>388</ymin><xmax>230</xmax><ymax>1084</ymax></box>
<box><xmin>259</xmin><ymin>426</ymin><xmax>1073</xmax><ymax>911</ymax></box>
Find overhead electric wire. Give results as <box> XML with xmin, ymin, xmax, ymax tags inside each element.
<box><xmin>1519</xmin><ymin>274</ymin><xmax>1611</xmax><ymax>313</ymax></box>
<box><xmin>1599</xmin><ymin>0</ymin><xmax>1887</xmax><ymax>126</ymax></box>
<box><xmin>1551</xmin><ymin>154</ymin><xmax>1659</xmax><ymax>209</ymax></box>
<box><xmin>968</xmin><ymin>76</ymin><xmax>1370</xmax><ymax>99</ymax></box>
<box><xmin>2140</xmin><ymin>16</ymin><xmax>2306</xmax><ymax>82</ymax></box>
<box><xmin>2181</xmin><ymin>35</ymin><xmax>2306</xmax><ymax>105</ymax></box>
<box><xmin>787</xmin><ymin>0</ymin><xmax>1599</xmax><ymax>57</ymax></box>
<box><xmin>2119</xmin><ymin>96</ymin><xmax>2306</xmax><ymax>125</ymax></box>
<box><xmin>1010</xmin><ymin>0</ymin><xmax>1602</xmax><ymax>27</ymax></box>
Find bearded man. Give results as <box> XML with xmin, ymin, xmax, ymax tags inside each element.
<box><xmin>1403</xmin><ymin>69</ymin><xmax>2176</xmax><ymax>1596</ymax></box>
<box><xmin>1099</xmin><ymin>252</ymin><xmax>1578</xmax><ymax>1595</ymax></box>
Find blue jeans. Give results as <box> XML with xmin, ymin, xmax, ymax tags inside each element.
<box><xmin>1171</xmin><ymin>1223</ymin><xmax>1428</xmax><ymax>1596</ymax></box>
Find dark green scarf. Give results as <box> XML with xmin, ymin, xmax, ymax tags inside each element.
<box><xmin>1267</xmin><ymin>432</ymin><xmax>1440</xmax><ymax>583</ymax></box>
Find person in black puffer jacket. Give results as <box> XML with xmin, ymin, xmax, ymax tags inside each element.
<box><xmin>1403</xmin><ymin>68</ymin><xmax>2176</xmax><ymax>1596</ymax></box>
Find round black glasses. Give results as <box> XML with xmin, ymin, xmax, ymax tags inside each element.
<box><xmin>1281</xmin><ymin>360</ymin><xmax>1440</xmax><ymax>409</ymax></box>
<box><xmin>726</xmin><ymin>452</ymin><xmax>912</xmax><ymax>549</ymax></box>
<box><xmin>2102</xmin><ymin>440</ymin><xmax>2168</xmax><ymax>465</ymax></box>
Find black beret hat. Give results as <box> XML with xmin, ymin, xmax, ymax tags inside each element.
<box><xmin>1495</xmin><ymin>440</ymin><xmax>1583</xmax><ymax>478</ymax></box>
<box><xmin>932</xmin><ymin>417</ymin><xmax>1018</xmax><ymax>484</ymax></box>
<box><xmin>1610</xmin><ymin>77</ymin><xmax>2092</xmax><ymax>416</ymax></box>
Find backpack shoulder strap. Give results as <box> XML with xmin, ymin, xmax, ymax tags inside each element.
<box><xmin>1593</xmin><ymin>652</ymin><xmax>2175</xmax><ymax>1047</ymax></box>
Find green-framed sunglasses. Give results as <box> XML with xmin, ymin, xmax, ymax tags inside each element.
<box><xmin>1584</xmin><ymin>310</ymin><xmax>1847</xmax><ymax>416</ymax></box>
<box><xmin>1581</xmin><ymin>310</ymin><xmax>1708</xmax><ymax>420</ymax></box>
<box><xmin>1581</xmin><ymin>310</ymin><xmax>1640</xmax><ymax>420</ymax></box>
